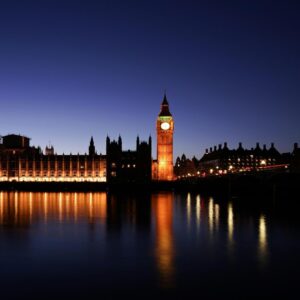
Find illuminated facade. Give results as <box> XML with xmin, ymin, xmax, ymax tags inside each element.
<box><xmin>0</xmin><ymin>134</ymin><xmax>106</xmax><ymax>182</ymax></box>
<box><xmin>152</xmin><ymin>94</ymin><xmax>174</xmax><ymax>181</ymax></box>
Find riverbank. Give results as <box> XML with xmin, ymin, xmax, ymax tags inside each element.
<box><xmin>0</xmin><ymin>173</ymin><xmax>299</xmax><ymax>197</ymax></box>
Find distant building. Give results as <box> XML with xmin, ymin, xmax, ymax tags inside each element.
<box><xmin>106</xmin><ymin>135</ymin><xmax>152</xmax><ymax>183</ymax></box>
<box><xmin>174</xmin><ymin>142</ymin><xmax>291</xmax><ymax>178</ymax></box>
<box><xmin>198</xmin><ymin>142</ymin><xmax>286</xmax><ymax>175</ymax></box>
<box><xmin>291</xmin><ymin>143</ymin><xmax>300</xmax><ymax>173</ymax></box>
<box><xmin>174</xmin><ymin>154</ymin><xmax>197</xmax><ymax>178</ymax></box>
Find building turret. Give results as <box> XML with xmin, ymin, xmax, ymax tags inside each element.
<box><xmin>118</xmin><ymin>135</ymin><xmax>122</xmax><ymax>149</ymax></box>
<box><xmin>45</xmin><ymin>145</ymin><xmax>54</xmax><ymax>155</ymax></box>
<box><xmin>294</xmin><ymin>142</ymin><xmax>298</xmax><ymax>152</ymax></box>
<box><xmin>106</xmin><ymin>136</ymin><xmax>110</xmax><ymax>153</ymax></box>
<box><xmin>89</xmin><ymin>136</ymin><xmax>95</xmax><ymax>156</ymax></box>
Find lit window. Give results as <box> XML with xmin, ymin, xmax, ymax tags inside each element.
<box><xmin>260</xmin><ymin>160</ymin><xmax>266</xmax><ymax>166</ymax></box>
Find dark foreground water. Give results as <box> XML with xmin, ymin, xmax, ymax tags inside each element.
<box><xmin>0</xmin><ymin>191</ymin><xmax>299</xmax><ymax>299</ymax></box>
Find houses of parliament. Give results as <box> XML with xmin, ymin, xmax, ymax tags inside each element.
<box><xmin>0</xmin><ymin>96</ymin><xmax>174</xmax><ymax>183</ymax></box>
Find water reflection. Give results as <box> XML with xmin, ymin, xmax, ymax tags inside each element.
<box><xmin>208</xmin><ymin>197</ymin><xmax>214</xmax><ymax>233</ymax></box>
<box><xmin>0</xmin><ymin>192</ymin><xmax>3</xmax><ymax>223</ymax></box>
<box><xmin>196</xmin><ymin>195</ymin><xmax>201</xmax><ymax>230</ymax></box>
<box><xmin>0</xmin><ymin>191</ymin><xmax>281</xmax><ymax>294</ymax></box>
<box><xmin>258</xmin><ymin>214</ymin><xmax>268</xmax><ymax>265</ymax></box>
<box><xmin>186</xmin><ymin>193</ymin><xmax>191</xmax><ymax>228</ymax></box>
<box><xmin>0</xmin><ymin>192</ymin><xmax>107</xmax><ymax>227</ymax></box>
<box><xmin>208</xmin><ymin>197</ymin><xmax>220</xmax><ymax>235</ymax></box>
<box><xmin>214</xmin><ymin>202</ymin><xmax>220</xmax><ymax>231</ymax></box>
<box><xmin>105</xmin><ymin>193</ymin><xmax>151</xmax><ymax>233</ymax></box>
<box><xmin>228</xmin><ymin>202</ymin><xmax>234</xmax><ymax>250</ymax></box>
<box><xmin>43</xmin><ymin>192</ymin><xmax>47</xmax><ymax>222</ymax></box>
<box><xmin>152</xmin><ymin>192</ymin><xmax>175</xmax><ymax>288</ymax></box>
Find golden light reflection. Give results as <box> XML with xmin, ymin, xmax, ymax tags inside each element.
<box><xmin>152</xmin><ymin>192</ymin><xmax>175</xmax><ymax>288</ymax></box>
<box><xmin>196</xmin><ymin>195</ymin><xmax>201</xmax><ymax>229</ymax></box>
<box><xmin>258</xmin><ymin>214</ymin><xmax>268</xmax><ymax>264</ymax></box>
<box><xmin>0</xmin><ymin>192</ymin><xmax>3</xmax><ymax>223</ymax></box>
<box><xmin>187</xmin><ymin>193</ymin><xmax>191</xmax><ymax>228</ymax></box>
<box><xmin>29</xmin><ymin>192</ymin><xmax>33</xmax><ymax>222</ymax></box>
<box><xmin>59</xmin><ymin>192</ymin><xmax>63</xmax><ymax>222</ymax></box>
<box><xmin>74</xmin><ymin>194</ymin><xmax>78</xmax><ymax>222</ymax></box>
<box><xmin>228</xmin><ymin>202</ymin><xmax>234</xmax><ymax>244</ymax></box>
<box><xmin>208</xmin><ymin>197</ymin><xmax>220</xmax><ymax>235</ymax></box>
<box><xmin>14</xmin><ymin>192</ymin><xmax>18</xmax><ymax>222</ymax></box>
<box><xmin>208</xmin><ymin>197</ymin><xmax>214</xmax><ymax>233</ymax></box>
<box><xmin>214</xmin><ymin>203</ymin><xmax>220</xmax><ymax>231</ymax></box>
<box><xmin>227</xmin><ymin>202</ymin><xmax>235</xmax><ymax>256</ymax></box>
<box><xmin>43</xmin><ymin>193</ymin><xmax>48</xmax><ymax>223</ymax></box>
<box><xmin>0</xmin><ymin>192</ymin><xmax>107</xmax><ymax>227</ymax></box>
<box><xmin>88</xmin><ymin>193</ymin><xmax>94</xmax><ymax>221</ymax></box>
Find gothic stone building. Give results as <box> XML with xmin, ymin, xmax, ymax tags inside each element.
<box><xmin>106</xmin><ymin>135</ymin><xmax>152</xmax><ymax>183</ymax></box>
<box><xmin>0</xmin><ymin>134</ymin><xmax>106</xmax><ymax>182</ymax></box>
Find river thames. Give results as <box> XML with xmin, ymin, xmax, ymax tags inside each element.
<box><xmin>0</xmin><ymin>191</ymin><xmax>299</xmax><ymax>299</ymax></box>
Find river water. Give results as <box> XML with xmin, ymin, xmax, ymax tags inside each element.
<box><xmin>0</xmin><ymin>191</ymin><xmax>299</xmax><ymax>299</ymax></box>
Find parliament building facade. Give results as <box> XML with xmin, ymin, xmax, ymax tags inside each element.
<box><xmin>0</xmin><ymin>96</ymin><xmax>174</xmax><ymax>183</ymax></box>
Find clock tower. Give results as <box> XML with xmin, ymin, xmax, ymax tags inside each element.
<box><xmin>155</xmin><ymin>94</ymin><xmax>174</xmax><ymax>181</ymax></box>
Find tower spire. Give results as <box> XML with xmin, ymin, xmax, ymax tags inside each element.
<box><xmin>159</xmin><ymin>93</ymin><xmax>172</xmax><ymax>116</ymax></box>
<box><xmin>89</xmin><ymin>136</ymin><xmax>95</xmax><ymax>156</ymax></box>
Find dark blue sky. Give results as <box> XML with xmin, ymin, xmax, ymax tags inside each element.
<box><xmin>0</xmin><ymin>0</ymin><xmax>299</xmax><ymax>159</ymax></box>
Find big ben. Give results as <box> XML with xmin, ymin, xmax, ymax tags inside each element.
<box><xmin>156</xmin><ymin>94</ymin><xmax>174</xmax><ymax>181</ymax></box>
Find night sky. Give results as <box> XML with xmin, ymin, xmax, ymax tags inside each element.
<box><xmin>0</xmin><ymin>0</ymin><xmax>299</xmax><ymax>160</ymax></box>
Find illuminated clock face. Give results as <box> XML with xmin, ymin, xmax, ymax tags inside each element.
<box><xmin>161</xmin><ymin>122</ymin><xmax>170</xmax><ymax>130</ymax></box>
